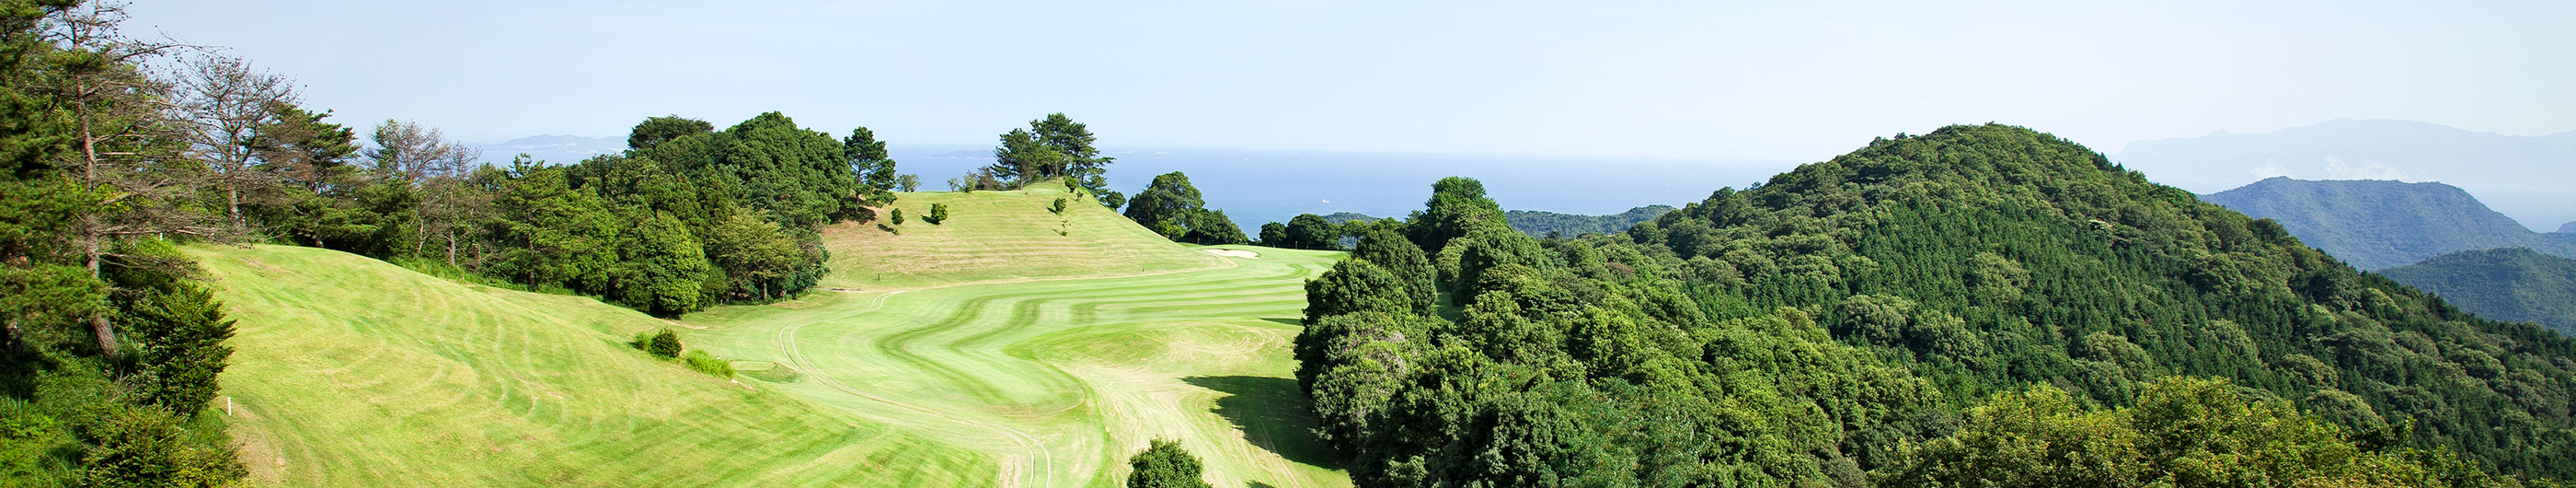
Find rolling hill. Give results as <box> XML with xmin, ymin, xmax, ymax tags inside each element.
<box><xmin>820</xmin><ymin>184</ymin><xmax>1228</xmax><ymax>290</ymax></box>
<box><xmin>699</xmin><ymin>187</ymin><xmax>1351</xmax><ymax>487</ymax></box>
<box><xmin>201</xmin><ymin>185</ymin><xmax>1352</xmax><ymax>487</ymax></box>
<box><xmin>190</xmin><ymin>245</ymin><xmax>988</xmax><ymax>487</ymax></box>
<box><xmin>2199</xmin><ymin>177</ymin><xmax>2576</xmax><ymax>270</ymax></box>
<box><xmin>2379</xmin><ymin>248</ymin><xmax>2576</xmax><ymax>336</ymax></box>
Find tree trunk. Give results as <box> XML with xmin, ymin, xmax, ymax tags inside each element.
<box><xmin>227</xmin><ymin>184</ymin><xmax>242</xmax><ymax>229</ymax></box>
<box><xmin>77</xmin><ymin>100</ymin><xmax>120</xmax><ymax>358</ymax></box>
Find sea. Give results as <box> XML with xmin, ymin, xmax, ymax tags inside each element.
<box><xmin>889</xmin><ymin>144</ymin><xmax>1797</xmax><ymax>230</ymax></box>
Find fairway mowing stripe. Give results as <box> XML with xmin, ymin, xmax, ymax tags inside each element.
<box><xmin>775</xmin><ymin>290</ymin><xmax>1055</xmax><ymax>488</ymax></box>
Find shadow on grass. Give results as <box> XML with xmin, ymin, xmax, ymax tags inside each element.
<box><xmin>1182</xmin><ymin>376</ymin><xmax>1344</xmax><ymax>470</ymax></box>
<box><xmin>1259</xmin><ymin>317</ymin><xmax>1303</xmax><ymax>327</ymax></box>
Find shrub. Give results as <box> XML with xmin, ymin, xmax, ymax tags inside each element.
<box><xmin>682</xmin><ymin>351</ymin><xmax>734</xmax><ymax>378</ymax></box>
<box><xmin>926</xmin><ymin>203</ymin><xmax>949</xmax><ymax>225</ymax></box>
<box><xmin>1125</xmin><ymin>438</ymin><xmax>1211</xmax><ymax>488</ymax></box>
<box><xmin>1050</xmin><ymin>198</ymin><xmax>1068</xmax><ymax>215</ymax></box>
<box><xmin>645</xmin><ymin>329</ymin><xmax>683</xmax><ymax>358</ymax></box>
<box><xmin>890</xmin><ymin>208</ymin><xmax>905</xmax><ymax>225</ymax></box>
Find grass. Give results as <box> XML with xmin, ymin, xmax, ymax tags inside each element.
<box><xmin>823</xmin><ymin>184</ymin><xmax>1229</xmax><ymax>290</ymax></box>
<box><xmin>684</xmin><ymin>243</ymin><xmax>1351</xmax><ymax>488</ymax></box>
<box><xmin>190</xmin><ymin>245</ymin><xmax>987</xmax><ymax>487</ymax></box>
<box><xmin>197</xmin><ymin>185</ymin><xmax>1354</xmax><ymax>487</ymax></box>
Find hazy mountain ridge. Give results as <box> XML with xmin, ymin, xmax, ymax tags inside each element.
<box><xmin>2379</xmin><ymin>248</ymin><xmax>2576</xmax><ymax>336</ymax></box>
<box><xmin>477</xmin><ymin>134</ymin><xmax>627</xmax><ymax>165</ymax></box>
<box><xmin>2117</xmin><ymin>119</ymin><xmax>2576</xmax><ymax>231</ymax></box>
<box><xmin>2200</xmin><ymin>177</ymin><xmax>2576</xmax><ymax>270</ymax></box>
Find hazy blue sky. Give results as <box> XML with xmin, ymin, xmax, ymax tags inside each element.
<box><xmin>128</xmin><ymin>1</ymin><xmax>2574</xmax><ymax>161</ymax></box>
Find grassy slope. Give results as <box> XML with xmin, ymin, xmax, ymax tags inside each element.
<box><xmin>691</xmin><ymin>187</ymin><xmax>1351</xmax><ymax>487</ymax></box>
<box><xmin>192</xmin><ymin>245</ymin><xmax>986</xmax><ymax>487</ymax></box>
<box><xmin>823</xmin><ymin>184</ymin><xmax>1229</xmax><ymax>290</ymax></box>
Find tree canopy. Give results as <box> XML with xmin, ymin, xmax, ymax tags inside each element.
<box><xmin>1122</xmin><ymin>171</ymin><xmax>1244</xmax><ymax>245</ymax></box>
<box><xmin>984</xmin><ymin>113</ymin><xmax>1123</xmax><ymax>205</ymax></box>
<box><xmin>1124</xmin><ymin>439</ymin><xmax>1213</xmax><ymax>488</ymax></box>
<box><xmin>1295</xmin><ymin>124</ymin><xmax>2576</xmax><ymax>487</ymax></box>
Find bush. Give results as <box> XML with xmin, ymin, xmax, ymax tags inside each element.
<box><xmin>682</xmin><ymin>351</ymin><xmax>734</xmax><ymax>378</ymax></box>
<box><xmin>926</xmin><ymin>203</ymin><xmax>949</xmax><ymax>225</ymax></box>
<box><xmin>890</xmin><ymin>208</ymin><xmax>904</xmax><ymax>225</ymax></box>
<box><xmin>643</xmin><ymin>329</ymin><xmax>683</xmax><ymax>358</ymax></box>
<box><xmin>1125</xmin><ymin>438</ymin><xmax>1211</xmax><ymax>488</ymax></box>
<box><xmin>1050</xmin><ymin>198</ymin><xmax>1069</xmax><ymax>215</ymax></box>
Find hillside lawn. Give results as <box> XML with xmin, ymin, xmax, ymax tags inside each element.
<box><xmin>823</xmin><ymin>184</ymin><xmax>1229</xmax><ymax>290</ymax></box>
<box><xmin>191</xmin><ymin>245</ymin><xmax>989</xmax><ymax>487</ymax></box>
<box><xmin>696</xmin><ymin>187</ymin><xmax>1351</xmax><ymax>487</ymax></box>
<box><xmin>195</xmin><ymin>187</ymin><xmax>1351</xmax><ymax>487</ymax></box>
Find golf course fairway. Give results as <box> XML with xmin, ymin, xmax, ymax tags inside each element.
<box><xmin>192</xmin><ymin>186</ymin><xmax>1353</xmax><ymax>486</ymax></box>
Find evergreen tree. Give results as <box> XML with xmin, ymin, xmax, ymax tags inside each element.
<box><xmin>627</xmin><ymin>115</ymin><xmax>712</xmax><ymax>151</ymax></box>
<box><xmin>1407</xmin><ymin>176</ymin><xmax>1506</xmax><ymax>254</ymax></box>
<box><xmin>843</xmin><ymin>126</ymin><xmax>899</xmax><ymax>209</ymax></box>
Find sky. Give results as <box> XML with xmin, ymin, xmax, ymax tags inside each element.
<box><xmin>124</xmin><ymin>1</ymin><xmax>2576</xmax><ymax>162</ymax></box>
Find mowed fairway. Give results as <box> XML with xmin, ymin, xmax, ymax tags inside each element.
<box><xmin>685</xmin><ymin>189</ymin><xmax>1354</xmax><ymax>487</ymax></box>
<box><xmin>191</xmin><ymin>245</ymin><xmax>988</xmax><ymax>487</ymax></box>
<box><xmin>190</xmin><ymin>187</ymin><xmax>1352</xmax><ymax>486</ymax></box>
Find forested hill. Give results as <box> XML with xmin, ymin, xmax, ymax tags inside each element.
<box><xmin>1504</xmin><ymin>205</ymin><xmax>1674</xmax><ymax>238</ymax></box>
<box><xmin>1296</xmin><ymin>123</ymin><xmax>2576</xmax><ymax>487</ymax></box>
<box><xmin>2380</xmin><ymin>248</ymin><xmax>2576</xmax><ymax>336</ymax></box>
<box><xmin>2200</xmin><ymin>177</ymin><xmax>2576</xmax><ymax>270</ymax></box>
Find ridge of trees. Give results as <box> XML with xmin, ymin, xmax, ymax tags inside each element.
<box><xmin>1295</xmin><ymin>124</ymin><xmax>2576</xmax><ymax>486</ymax></box>
<box><xmin>2378</xmin><ymin>248</ymin><xmax>2576</xmax><ymax>336</ymax></box>
<box><xmin>971</xmin><ymin>113</ymin><xmax>1126</xmax><ymax>208</ymax></box>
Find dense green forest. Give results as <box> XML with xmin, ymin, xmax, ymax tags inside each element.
<box><xmin>1505</xmin><ymin>205</ymin><xmax>1675</xmax><ymax>238</ymax></box>
<box><xmin>2380</xmin><ymin>248</ymin><xmax>2576</xmax><ymax>336</ymax></box>
<box><xmin>1296</xmin><ymin>124</ymin><xmax>2576</xmax><ymax>487</ymax></box>
<box><xmin>1264</xmin><ymin>205</ymin><xmax>1674</xmax><ymax>250</ymax></box>
<box><xmin>3</xmin><ymin>3</ymin><xmax>251</xmax><ymax>483</ymax></box>
<box><xmin>2200</xmin><ymin>177</ymin><xmax>2576</xmax><ymax>270</ymax></box>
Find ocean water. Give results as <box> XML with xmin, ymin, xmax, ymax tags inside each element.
<box><xmin>889</xmin><ymin>145</ymin><xmax>1796</xmax><ymax>230</ymax></box>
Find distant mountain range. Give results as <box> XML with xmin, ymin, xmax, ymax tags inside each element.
<box><xmin>2201</xmin><ymin>177</ymin><xmax>2576</xmax><ymax>270</ymax></box>
<box><xmin>476</xmin><ymin>134</ymin><xmax>627</xmax><ymax>166</ymax></box>
<box><xmin>2380</xmin><ymin>248</ymin><xmax>2576</xmax><ymax>336</ymax></box>
<box><xmin>2118</xmin><ymin>119</ymin><xmax>2576</xmax><ymax>231</ymax></box>
<box><xmin>1308</xmin><ymin>207</ymin><xmax>1673</xmax><ymax>239</ymax></box>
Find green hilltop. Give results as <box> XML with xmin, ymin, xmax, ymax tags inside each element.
<box><xmin>2380</xmin><ymin>247</ymin><xmax>2576</xmax><ymax>336</ymax></box>
<box><xmin>1295</xmin><ymin>124</ymin><xmax>2576</xmax><ymax>486</ymax></box>
<box><xmin>2200</xmin><ymin>177</ymin><xmax>2576</xmax><ymax>270</ymax></box>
